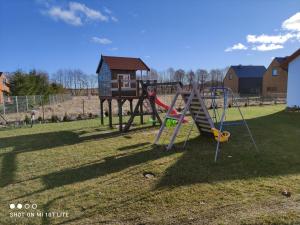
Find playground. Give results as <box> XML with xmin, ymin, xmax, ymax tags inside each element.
<box><xmin>1</xmin><ymin>105</ymin><xmax>300</xmax><ymax>225</ymax></box>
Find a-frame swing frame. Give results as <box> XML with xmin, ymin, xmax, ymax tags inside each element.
<box><xmin>209</xmin><ymin>87</ymin><xmax>258</xmax><ymax>161</ymax></box>
<box><xmin>154</xmin><ymin>82</ymin><xmax>259</xmax><ymax>162</ymax></box>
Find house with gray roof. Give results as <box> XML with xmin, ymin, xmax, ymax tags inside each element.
<box><xmin>223</xmin><ymin>65</ymin><xmax>266</xmax><ymax>95</ymax></box>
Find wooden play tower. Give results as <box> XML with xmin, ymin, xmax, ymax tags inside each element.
<box><xmin>97</xmin><ymin>55</ymin><xmax>178</xmax><ymax>132</ymax></box>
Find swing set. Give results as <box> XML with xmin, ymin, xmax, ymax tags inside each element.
<box><xmin>154</xmin><ymin>82</ymin><xmax>258</xmax><ymax>162</ymax></box>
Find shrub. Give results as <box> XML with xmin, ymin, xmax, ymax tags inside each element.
<box><xmin>51</xmin><ymin>115</ymin><xmax>59</xmax><ymax>123</ymax></box>
<box><xmin>77</xmin><ymin>114</ymin><xmax>82</xmax><ymax>120</ymax></box>
<box><xmin>24</xmin><ymin>115</ymin><xmax>30</xmax><ymax>124</ymax></box>
<box><xmin>37</xmin><ymin>116</ymin><xmax>43</xmax><ymax>122</ymax></box>
<box><xmin>104</xmin><ymin>111</ymin><xmax>108</xmax><ymax>117</ymax></box>
<box><xmin>88</xmin><ymin>112</ymin><xmax>93</xmax><ymax>118</ymax></box>
<box><xmin>63</xmin><ymin>113</ymin><xmax>70</xmax><ymax>122</ymax></box>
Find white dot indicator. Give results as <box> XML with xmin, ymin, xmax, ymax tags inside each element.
<box><xmin>9</xmin><ymin>204</ymin><xmax>15</xmax><ymax>209</ymax></box>
<box><xmin>17</xmin><ymin>203</ymin><xmax>22</xmax><ymax>209</ymax></box>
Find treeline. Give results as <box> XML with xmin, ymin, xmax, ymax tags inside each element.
<box><xmin>7</xmin><ymin>69</ymin><xmax>98</xmax><ymax>96</ymax></box>
<box><xmin>9</xmin><ymin>70</ymin><xmax>64</xmax><ymax>96</ymax></box>
<box><xmin>52</xmin><ymin>69</ymin><xmax>97</xmax><ymax>96</ymax></box>
<box><xmin>7</xmin><ymin>67</ymin><xmax>228</xmax><ymax>97</ymax></box>
<box><xmin>149</xmin><ymin>67</ymin><xmax>229</xmax><ymax>88</ymax></box>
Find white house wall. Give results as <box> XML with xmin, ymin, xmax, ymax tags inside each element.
<box><xmin>287</xmin><ymin>55</ymin><xmax>300</xmax><ymax>107</ymax></box>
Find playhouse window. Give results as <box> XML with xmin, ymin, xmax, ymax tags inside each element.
<box><xmin>229</xmin><ymin>73</ymin><xmax>233</xmax><ymax>80</ymax></box>
<box><xmin>272</xmin><ymin>68</ymin><xmax>278</xmax><ymax>76</ymax></box>
<box><xmin>118</xmin><ymin>74</ymin><xmax>131</xmax><ymax>88</ymax></box>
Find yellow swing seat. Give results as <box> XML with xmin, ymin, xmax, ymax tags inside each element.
<box><xmin>211</xmin><ymin>128</ymin><xmax>231</xmax><ymax>143</ymax></box>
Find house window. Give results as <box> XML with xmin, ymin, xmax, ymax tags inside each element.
<box><xmin>229</xmin><ymin>73</ymin><xmax>233</xmax><ymax>80</ymax></box>
<box><xmin>117</xmin><ymin>74</ymin><xmax>131</xmax><ymax>88</ymax></box>
<box><xmin>272</xmin><ymin>68</ymin><xmax>279</xmax><ymax>76</ymax></box>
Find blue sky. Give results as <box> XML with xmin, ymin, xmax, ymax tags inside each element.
<box><xmin>1</xmin><ymin>0</ymin><xmax>300</xmax><ymax>75</ymax></box>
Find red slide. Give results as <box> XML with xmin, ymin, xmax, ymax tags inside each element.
<box><xmin>155</xmin><ymin>97</ymin><xmax>188</xmax><ymax>122</ymax></box>
<box><xmin>155</xmin><ymin>97</ymin><xmax>178</xmax><ymax>115</ymax></box>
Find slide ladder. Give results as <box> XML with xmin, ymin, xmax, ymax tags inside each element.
<box><xmin>155</xmin><ymin>83</ymin><xmax>216</xmax><ymax>150</ymax></box>
<box><xmin>181</xmin><ymin>91</ymin><xmax>214</xmax><ymax>135</ymax></box>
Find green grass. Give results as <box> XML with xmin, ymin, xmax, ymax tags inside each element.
<box><xmin>0</xmin><ymin>105</ymin><xmax>300</xmax><ymax>225</ymax></box>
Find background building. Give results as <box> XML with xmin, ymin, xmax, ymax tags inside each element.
<box><xmin>281</xmin><ymin>48</ymin><xmax>300</xmax><ymax>108</ymax></box>
<box><xmin>262</xmin><ymin>57</ymin><xmax>288</xmax><ymax>98</ymax></box>
<box><xmin>223</xmin><ymin>65</ymin><xmax>266</xmax><ymax>95</ymax></box>
<box><xmin>0</xmin><ymin>72</ymin><xmax>10</xmax><ymax>104</ymax></box>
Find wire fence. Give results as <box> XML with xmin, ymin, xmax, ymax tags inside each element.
<box><xmin>0</xmin><ymin>94</ymin><xmax>72</xmax><ymax>115</ymax></box>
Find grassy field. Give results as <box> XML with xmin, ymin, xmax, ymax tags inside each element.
<box><xmin>0</xmin><ymin>105</ymin><xmax>299</xmax><ymax>225</ymax></box>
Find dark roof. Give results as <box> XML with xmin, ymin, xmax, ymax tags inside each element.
<box><xmin>96</xmin><ymin>55</ymin><xmax>150</xmax><ymax>73</ymax></box>
<box><xmin>230</xmin><ymin>65</ymin><xmax>266</xmax><ymax>78</ymax></box>
<box><xmin>281</xmin><ymin>48</ymin><xmax>300</xmax><ymax>70</ymax></box>
<box><xmin>274</xmin><ymin>57</ymin><xmax>288</xmax><ymax>64</ymax></box>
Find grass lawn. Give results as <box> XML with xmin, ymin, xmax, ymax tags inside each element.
<box><xmin>0</xmin><ymin>105</ymin><xmax>299</xmax><ymax>225</ymax></box>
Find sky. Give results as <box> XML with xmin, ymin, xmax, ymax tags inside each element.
<box><xmin>0</xmin><ymin>0</ymin><xmax>300</xmax><ymax>76</ymax></box>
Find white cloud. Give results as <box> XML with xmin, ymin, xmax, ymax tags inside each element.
<box><xmin>104</xmin><ymin>7</ymin><xmax>112</xmax><ymax>14</ymax></box>
<box><xmin>69</xmin><ymin>2</ymin><xmax>108</xmax><ymax>21</ymax></box>
<box><xmin>247</xmin><ymin>33</ymin><xmax>294</xmax><ymax>44</ymax></box>
<box><xmin>226</xmin><ymin>12</ymin><xmax>300</xmax><ymax>52</ymax></box>
<box><xmin>282</xmin><ymin>12</ymin><xmax>300</xmax><ymax>32</ymax></box>
<box><xmin>46</xmin><ymin>1</ymin><xmax>108</xmax><ymax>26</ymax></box>
<box><xmin>48</xmin><ymin>6</ymin><xmax>82</xmax><ymax>26</ymax></box>
<box><xmin>225</xmin><ymin>43</ymin><xmax>247</xmax><ymax>52</ymax></box>
<box><xmin>91</xmin><ymin>37</ymin><xmax>112</xmax><ymax>45</ymax></box>
<box><xmin>252</xmin><ymin>44</ymin><xmax>283</xmax><ymax>51</ymax></box>
<box><xmin>111</xmin><ymin>16</ymin><xmax>118</xmax><ymax>22</ymax></box>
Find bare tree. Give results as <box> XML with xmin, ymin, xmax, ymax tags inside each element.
<box><xmin>186</xmin><ymin>70</ymin><xmax>195</xmax><ymax>89</ymax></box>
<box><xmin>167</xmin><ymin>67</ymin><xmax>175</xmax><ymax>82</ymax></box>
<box><xmin>174</xmin><ymin>69</ymin><xmax>185</xmax><ymax>83</ymax></box>
<box><xmin>196</xmin><ymin>69</ymin><xmax>209</xmax><ymax>90</ymax></box>
<box><xmin>53</xmin><ymin>69</ymin><xmax>89</xmax><ymax>95</ymax></box>
<box><xmin>149</xmin><ymin>68</ymin><xmax>159</xmax><ymax>80</ymax></box>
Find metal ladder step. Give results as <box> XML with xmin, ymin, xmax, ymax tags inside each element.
<box><xmin>195</xmin><ymin>118</ymin><xmax>211</xmax><ymax>124</ymax></box>
<box><xmin>191</xmin><ymin>110</ymin><xmax>206</xmax><ymax>115</ymax></box>
<box><xmin>196</xmin><ymin>123</ymin><xmax>212</xmax><ymax>129</ymax></box>
<box><xmin>200</xmin><ymin>128</ymin><xmax>212</xmax><ymax>132</ymax></box>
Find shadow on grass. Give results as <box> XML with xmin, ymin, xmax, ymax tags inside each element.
<box><xmin>0</xmin><ymin>125</ymin><xmax>156</xmax><ymax>188</ymax></box>
<box><xmin>3</xmin><ymin>110</ymin><xmax>300</xmax><ymax>195</ymax></box>
<box><xmin>117</xmin><ymin>142</ymin><xmax>150</xmax><ymax>151</ymax></box>
<box><xmin>155</xmin><ymin>110</ymin><xmax>300</xmax><ymax>189</ymax></box>
<box><xmin>42</xmin><ymin>147</ymin><xmax>177</xmax><ymax>189</ymax></box>
<box><xmin>23</xmin><ymin>111</ymin><xmax>300</xmax><ymax>194</ymax></box>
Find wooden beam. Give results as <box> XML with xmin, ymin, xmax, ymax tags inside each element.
<box><xmin>123</xmin><ymin>98</ymin><xmax>142</xmax><ymax>132</ymax></box>
<box><xmin>118</xmin><ymin>99</ymin><xmax>122</xmax><ymax>132</ymax></box>
<box><xmin>100</xmin><ymin>99</ymin><xmax>105</xmax><ymax>125</ymax></box>
<box><xmin>140</xmin><ymin>98</ymin><xmax>144</xmax><ymax>124</ymax></box>
<box><xmin>129</xmin><ymin>99</ymin><xmax>133</xmax><ymax>114</ymax></box>
<box><xmin>108</xmin><ymin>99</ymin><xmax>112</xmax><ymax>128</ymax></box>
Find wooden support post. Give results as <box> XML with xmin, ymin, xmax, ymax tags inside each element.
<box><xmin>136</xmin><ymin>80</ymin><xmax>140</xmax><ymax>97</ymax></box>
<box><xmin>140</xmin><ymin>98</ymin><xmax>144</xmax><ymax>124</ymax></box>
<box><xmin>108</xmin><ymin>99</ymin><xmax>112</xmax><ymax>128</ymax></box>
<box><xmin>100</xmin><ymin>99</ymin><xmax>104</xmax><ymax>125</ymax></box>
<box><xmin>118</xmin><ymin>99</ymin><xmax>122</xmax><ymax>132</ymax></box>
<box><xmin>118</xmin><ymin>77</ymin><xmax>122</xmax><ymax>97</ymax></box>
<box><xmin>129</xmin><ymin>99</ymin><xmax>133</xmax><ymax>114</ymax></box>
